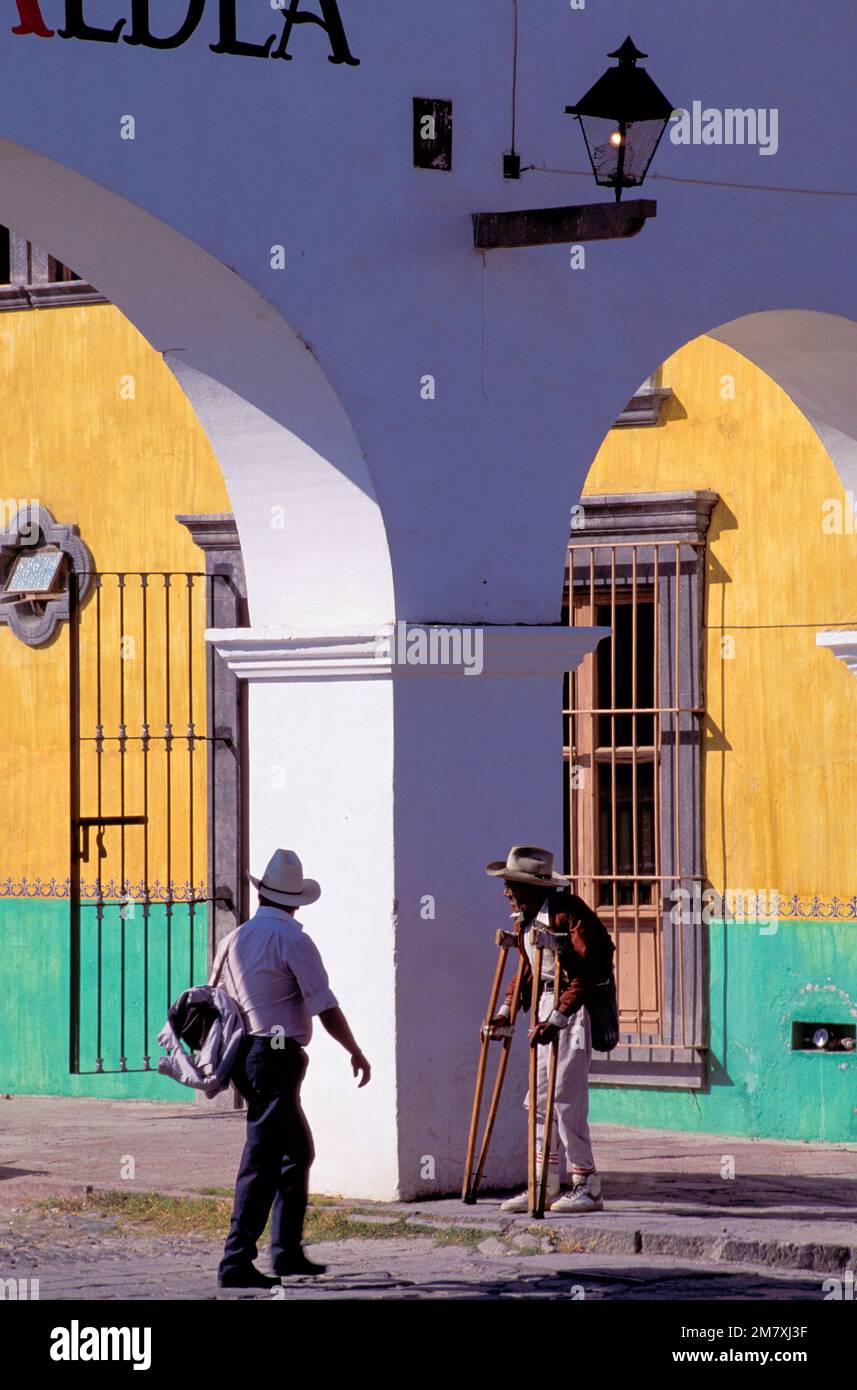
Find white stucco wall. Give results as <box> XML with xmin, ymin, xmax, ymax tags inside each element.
<box><xmin>1</xmin><ymin>3</ymin><xmax>855</xmax><ymax>623</ymax></box>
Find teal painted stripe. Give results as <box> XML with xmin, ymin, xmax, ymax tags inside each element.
<box><xmin>0</xmin><ymin>898</ymin><xmax>208</xmax><ymax>1100</ymax></box>
<box><xmin>590</xmin><ymin>919</ymin><xmax>857</xmax><ymax>1142</ymax></box>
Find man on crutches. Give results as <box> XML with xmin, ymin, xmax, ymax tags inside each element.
<box><xmin>484</xmin><ymin>845</ymin><xmax>613</xmax><ymax>1215</ymax></box>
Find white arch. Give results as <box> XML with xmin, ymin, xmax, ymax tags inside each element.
<box><xmin>710</xmin><ymin>310</ymin><xmax>857</xmax><ymax>502</ymax></box>
<box><xmin>0</xmin><ymin>135</ymin><xmax>395</xmax><ymax>629</ymax></box>
<box><xmin>591</xmin><ymin>309</ymin><xmax>857</xmax><ymax>512</ymax></box>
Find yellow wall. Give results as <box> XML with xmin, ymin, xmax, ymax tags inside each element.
<box><xmin>0</xmin><ymin>304</ymin><xmax>230</xmax><ymax>890</ymax></box>
<box><xmin>584</xmin><ymin>335</ymin><xmax>857</xmax><ymax>903</ymax></box>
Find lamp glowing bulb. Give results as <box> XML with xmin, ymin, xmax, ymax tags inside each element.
<box><xmin>610</xmin><ymin>130</ymin><xmax>624</xmax><ymax>146</ymax></box>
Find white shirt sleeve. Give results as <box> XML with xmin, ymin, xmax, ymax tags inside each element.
<box><xmin>285</xmin><ymin>933</ymin><xmax>339</xmax><ymax>1017</ymax></box>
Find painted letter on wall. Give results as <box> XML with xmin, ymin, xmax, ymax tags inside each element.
<box><xmin>125</xmin><ymin>0</ymin><xmax>206</xmax><ymax>49</ymax></box>
<box><xmin>272</xmin><ymin>0</ymin><xmax>359</xmax><ymax>65</ymax></box>
<box><xmin>12</xmin><ymin>0</ymin><xmax>54</xmax><ymax>36</ymax></box>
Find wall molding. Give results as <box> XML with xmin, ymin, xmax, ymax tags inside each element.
<box><xmin>771</xmin><ymin>894</ymin><xmax>857</xmax><ymax>920</ymax></box>
<box><xmin>175</xmin><ymin>512</ymin><xmax>244</xmax><ymax>554</ymax></box>
<box><xmin>2</xmin><ymin>880</ymin><xmax>851</xmax><ymax>916</ymax></box>
<box><xmin>0</xmin><ymin>282</ymin><xmax>107</xmax><ymax>312</ymax></box>
<box><xmin>612</xmin><ymin>385</ymin><xmax>674</xmax><ymax>428</ymax></box>
<box><xmin>572</xmin><ymin>489</ymin><xmax>719</xmax><ymax>541</ymax></box>
<box><xmin>205</xmin><ymin>623</ymin><xmax>610</xmax><ymax>682</ymax></box>
<box><xmin>0</xmin><ymin>877</ymin><xmax>207</xmax><ymax>902</ymax></box>
<box><xmin>816</xmin><ymin>630</ymin><xmax>857</xmax><ymax>676</ymax></box>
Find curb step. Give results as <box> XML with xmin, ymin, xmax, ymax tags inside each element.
<box><xmin>398</xmin><ymin>1208</ymin><xmax>857</xmax><ymax>1275</ymax></box>
<box><xmin>511</xmin><ymin>1219</ymin><xmax>857</xmax><ymax>1275</ymax></box>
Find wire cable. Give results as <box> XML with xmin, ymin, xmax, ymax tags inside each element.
<box><xmin>528</xmin><ymin>165</ymin><xmax>857</xmax><ymax>199</ymax></box>
<box><xmin>511</xmin><ymin>0</ymin><xmax>519</xmax><ymax>153</ymax></box>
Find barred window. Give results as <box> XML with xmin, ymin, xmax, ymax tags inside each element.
<box><xmin>563</xmin><ymin>492</ymin><xmax>717</xmax><ymax>1087</ymax></box>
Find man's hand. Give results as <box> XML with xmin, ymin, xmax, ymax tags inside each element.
<box><xmin>484</xmin><ymin>1013</ymin><xmax>513</xmax><ymax>1041</ymax></box>
<box><xmin>351</xmin><ymin>1049</ymin><xmax>371</xmax><ymax>1087</ymax></box>
<box><xmin>530</xmin><ymin>1020</ymin><xmax>560</xmax><ymax>1048</ymax></box>
<box><xmin>319</xmin><ymin>1007</ymin><xmax>371</xmax><ymax>1086</ymax></box>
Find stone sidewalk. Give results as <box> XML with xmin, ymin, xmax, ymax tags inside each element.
<box><xmin>1</xmin><ymin>1095</ymin><xmax>855</xmax><ymax>1285</ymax></box>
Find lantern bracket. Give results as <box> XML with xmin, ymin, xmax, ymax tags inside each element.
<box><xmin>472</xmin><ymin>198</ymin><xmax>656</xmax><ymax>250</ymax></box>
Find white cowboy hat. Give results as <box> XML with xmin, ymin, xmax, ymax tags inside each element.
<box><xmin>250</xmin><ymin>849</ymin><xmax>321</xmax><ymax>908</ymax></box>
<box><xmin>485</xmin><ymin>844</ymin><xmax>567</xmax><ymax>888</ymax></box>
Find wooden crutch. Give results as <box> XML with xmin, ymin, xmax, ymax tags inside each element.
<box><xmin>528</xmin><ymin>923</ymin><xmax>566</xmax><ymax>1218</ymax></box>
<box><xmin>526</xmin><ymin>928</ymin><xmax>546</xmax><ymax>1215</ymax></box>
<box><xmin>462</xmin><ymin>928</ymin><xmax>524</xmax><ymax>1204</ymax></box>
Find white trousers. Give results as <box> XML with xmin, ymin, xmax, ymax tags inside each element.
<box><xmin>523</xmin><ymin>991</ymin><xmax>596</xmax><ymax>1174</ymax></box>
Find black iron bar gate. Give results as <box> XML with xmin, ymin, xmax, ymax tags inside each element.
<box><xmin>68</xmin><ymin>567</ymin><xmax>244</xmax><ymax>1075</ymax></box>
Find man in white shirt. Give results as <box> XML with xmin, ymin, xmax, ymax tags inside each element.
<box><xmin>212</xmin><ymin>849</ymin><xmax>370</xmax><ymax>1288</ymax></box>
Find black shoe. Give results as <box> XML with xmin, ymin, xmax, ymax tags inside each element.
<box><xmin>218</xmin><ymin>1265</ymin><xmax>281</xmax><ymax>1289</ymax></box>
<box><xmin>273</xmin><ymin>1253</ymin><xmax>327</xmax><ymax>1277</ymax></box>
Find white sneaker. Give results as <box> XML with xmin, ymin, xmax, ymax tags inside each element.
<box><xmin>550</xmin><ymin>1173</ymin><xmax>603</xmax><ymax>1214</ymax></box>
<box><xmin>500</xmin><ymin>1181</ymin><xmax>560</xmax><ymax>1213</ymax></box>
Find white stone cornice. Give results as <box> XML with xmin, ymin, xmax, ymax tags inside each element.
<box><xmin>206</xmin><ymin>623</ymin><xmax>611</xmax><ymax>681</ymax></box>
<box><xmin>817</xmin><ymin>630</ymin><xmax>857</xmax><ymax>676</ymax></box>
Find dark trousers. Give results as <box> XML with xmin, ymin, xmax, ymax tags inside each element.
<box><xmin>219</xmin><ymin>1034</ymin><xmax>315</xmax><ymax>1277</ymax></box>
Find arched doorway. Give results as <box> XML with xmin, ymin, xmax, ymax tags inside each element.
<box><xmin>0</xmin><ymin>271</ymin><xmax>244</xmax><ymax>1096</ymax></box>
<box><xmin>563</xmin><ymin>311</ymin><xmax>857</xmax><ymax>1142</ymax></box>
<box><xmin>0</xmin><ymin>138</ymin><xmax>394</xmax><ymax>1104</ymax></box>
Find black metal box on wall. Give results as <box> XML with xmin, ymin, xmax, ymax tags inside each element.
<box><xmin>413</xmin><ymin>98</ymin><xmax>453</xmax><ymax>170</ymax></box>
<box><xmin>791</xmin><ymin>1021</ymin><xmax>856</xmax><ymax>1052</ymax></box>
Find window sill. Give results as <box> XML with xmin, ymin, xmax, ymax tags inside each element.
<box><xmin>0</xmin><ymin>281</ymin><xmax>108</xmax><ymax>312</ymax></box>
<box><xmin>590</xmin><ymin>1046</ymin><xmax>706</xmax><ymax>1089</ymax></box>
<box><xmin>612</xmin><ymin>386</ymin><xmax>674</xmax><ymax>428</ymax></box>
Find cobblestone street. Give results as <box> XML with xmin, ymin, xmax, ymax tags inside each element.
<box><xmin>1</xmin><ymin>1097</ymin><xmax>853</xmax><ymax>1302</ymax></box>
<box><xmin>0</xmin><ymin>1203</ymin><xmax>831</xmax><ymax>1301</ymax></box>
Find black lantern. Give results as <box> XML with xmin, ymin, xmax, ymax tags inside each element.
<box><xmin>565</xmin><ymin>37</ymin><xmax>674</xmax><ymax>201</ymax></box>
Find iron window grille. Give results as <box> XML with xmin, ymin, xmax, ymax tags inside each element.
<box><xmin>564</xmin><ymin>492</ymin><xmax>718</xmax><ymax>1087</ymax></box>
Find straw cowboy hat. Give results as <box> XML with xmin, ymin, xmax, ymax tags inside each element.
<box><xmin>250</xmin><ymin>849</ymin><xmax>321</xmax><ymax>908</ymax></box>
<box><xmin>485</xmin><ymin>845</ymin><xmax>567</xmax><ymax>888</ymax></box>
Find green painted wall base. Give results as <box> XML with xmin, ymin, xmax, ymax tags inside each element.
<box><xmin>2</xmin><ymin>905</ymin><xmax>855</xmax><ymax>1138</ymax></box>
<box><xmin>0</xmin><ymin>898</ymin><xmax>208</xmax><ymax>1100</ymax></box>
<box><xmin>590</xmin><ymin>920</ymin><xmax>857</xmax><ymax>1142</ymax></box>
